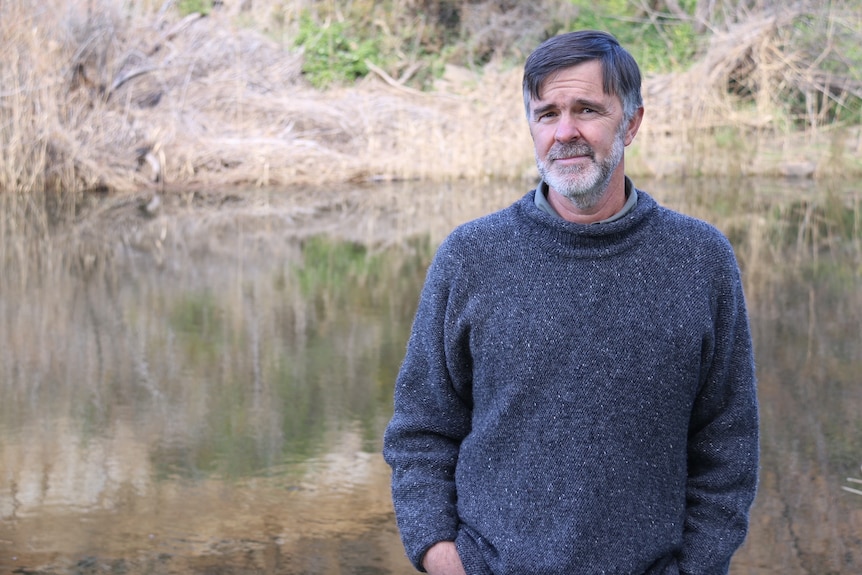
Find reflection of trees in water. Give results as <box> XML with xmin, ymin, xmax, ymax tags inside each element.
<box><xmin>630</xmin><ymin>178</ymin><xmax>862</xmax><ymax>573</ymax></box>
<box><xmin>0</xmin><ymin>421</ymin><xmax>407</xmax><ymax>572</ymax></box>
<box><xmin>742</xmin><ymin>276</ymin><xmax>862</xmax><ymax>574</ymax></box>
<box><xmin>0</xmin><ymin>236</ymin><xmax>429</xmax><ymax>571</ymax></box>
<box><xmin>0</xmin><ymin>417</ymin><xmax>152</xmax><ymax>518</ymax></box>
<box><xmin>2</xmin><ymin>234</ymin><xmax>433</xmax><ymax>476</ymax></box>
<box><xmin>1</xmin><ymin>180</ymin><xmax>860</xmax><ymax>573</ymax></box>
<box><xmin>0</xmin><ymin>181</ymin><xmax>517</xmax><ymax>572</ymax></box>
<box><xmin>709</xmin><ymin>183</ymin><xmax>862</xmax><ymax>574</ymax></box>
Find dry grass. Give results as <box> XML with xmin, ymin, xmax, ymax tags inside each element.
<box><xmin>636</xmin><ymin>4</ymin><xmax>862</xmax><ymax>179</ymax></box>
<box><xmin>3</xmin><ymin>0</ymin><xmax>861</xmax><ymax>294</ymax></box>
<box><xmin>2</xmin><ymin>0</ymin><xmax>861</xmax><ymax>201</ymax></box>
<box><xmin>0</xmin><ymin>0</ymin><xmax>535</xmax><ymax>198</ymax></box>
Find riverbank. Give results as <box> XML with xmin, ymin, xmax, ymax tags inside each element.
<box><xmin>2</xmin><ymin>1</ymin><xmax>861</xmax><ymax>202</ymax></box>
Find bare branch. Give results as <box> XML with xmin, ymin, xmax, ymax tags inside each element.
<box><xmin>110</xmin><ymin>65</ymin><xmax>158</xmax><ymax>93</ymax></box>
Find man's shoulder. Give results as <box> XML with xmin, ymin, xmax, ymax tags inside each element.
<box><xmin>443</xmin><ymin>191</ymin><xmax>532</xmax><ymax>244</ymax></box>
<box><xmin>643</xmin><ymin>193</ymin><xmax>731</xmax><ymax>244</ymax></box>
<box><xmin>642</xmin><ymin>198</ymin><xmax>740</xmax><ymax>273</ymax></box>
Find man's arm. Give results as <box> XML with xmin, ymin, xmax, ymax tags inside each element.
<box><xmin>679</xmin><ymin>261</ymin><xmax>759</xmax><ymax>574</ymax></box>
<box><xmin>383</xmin><ymin>243</ymin><xmax>473</xmax><ymax>571</ymax></box>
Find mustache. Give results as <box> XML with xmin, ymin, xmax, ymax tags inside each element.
<box><xmin>548</xmin><ymin>142</ymin><xmax>594</xmax><ymax>160</ymax></box>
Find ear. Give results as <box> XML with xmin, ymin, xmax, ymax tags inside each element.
<box><xmin>623</xmin><ymin>106</ymin><xmax>644</xmax><ymax>146</ymax></box>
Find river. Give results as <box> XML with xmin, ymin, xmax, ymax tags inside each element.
<box><xmin>1</xmin><ymin>177</ymin><xmax>860</xmax><ymax>574</ymax></box>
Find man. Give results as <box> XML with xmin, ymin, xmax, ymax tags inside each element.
<box><xmin>383</xmin><ymin>30</ymin><xmax>759</xmax><ymax>575</ymax></box>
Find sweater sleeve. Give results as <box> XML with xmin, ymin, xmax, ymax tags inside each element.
<box><xmin>679</xmin><ymin>250</ymin><xmax>759</xmax><ymax>574</ymax></box>
<box><xmin>382</xmin><ymin>242</ymin><xmax>473</xmax><ymax>571</ymax></box>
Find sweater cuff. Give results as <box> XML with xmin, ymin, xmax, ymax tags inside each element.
<box><xmin>455</xmin><ymin>529</ymin><xmax>494</xmax><ymax>575</ymax></box>
<box><xmin>409</xmin><ymin>531</ymin><xmax>459</xmax><ymax>572</ymax></box>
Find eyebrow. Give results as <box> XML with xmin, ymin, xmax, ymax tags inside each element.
<box><xmin>531</xmin><ymin>98</ymin><xmax>610</xmax><ymax>120</ymax></box>
<box><xmin>530</xmin><ymin>102</ymin><xmax>557</xmax><ymax>119</ymax></box>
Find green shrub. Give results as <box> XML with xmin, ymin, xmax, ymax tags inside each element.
<box><xmin>293</xmin><ymin>12</ymin><xmax>381</xmax><ymax>88</ymax></box>
<box><xmin>176</xmin><ymin>0</ymin><xmax>213</xmax><ymax>17</ymax></box>
<box><xmin>567</xmin><ymin>0</ymin><xmax>699</xmax><ymax>73</ymax></box>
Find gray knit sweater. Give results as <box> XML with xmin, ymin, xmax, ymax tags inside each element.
<box><xmin>383</xmin><ymin>187</ymin><xmax>759</xmax><ymax>575</ymax></box>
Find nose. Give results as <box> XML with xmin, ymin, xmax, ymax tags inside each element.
<box><xmin>555</xmin><ymin>114</ymin><xmax>581</xmax><ymax>143</ymax></box>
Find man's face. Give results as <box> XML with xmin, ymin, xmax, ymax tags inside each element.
<box><xmin>528</xmin><ymin>60</ymin><xmax>637</xmax><ymax>210</ymax></box>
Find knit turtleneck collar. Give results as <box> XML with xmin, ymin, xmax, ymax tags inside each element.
<box><xmin>534</xmin><ymin>177</ymin><xmax>639</xmax><ymax>224</ymax></box>
<box><xmin>516</xmin><ymin>181</ymin><xmax>657</xmax><ymax>258</ymax></box>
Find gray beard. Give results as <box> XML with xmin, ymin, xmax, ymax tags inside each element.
<box><xmin>536</xmin><ymin>130</ymin><xmax>626</xmax><ymax>211</ymax></box>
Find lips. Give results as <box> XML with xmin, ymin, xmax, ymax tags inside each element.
<box><xmin>554</xmin><ymin>154</ymin><xmax>590</xmax><ymax>164</ymax></box>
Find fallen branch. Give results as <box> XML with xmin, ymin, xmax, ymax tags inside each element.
<box><xmin>364</xmin><ymin>60</ymin><xmax>427</xmax><ymax>97</ymax></box>
<box><xmin>110</xmin><ymin>65</ymin><xmax>158</xmax><ymax>93</ymax></box>
<box><xmin>844</xmin><ymin>476</ymin><xmax>862</xmax><ymax>496</ymax></box>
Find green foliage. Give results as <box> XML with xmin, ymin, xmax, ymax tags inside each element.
<box><xmin>285</xmin><ymin>0</ymin><xmax>704</xmax><ymax>90</ymax></box>
<box><xmin>293</xmin><ymin>12</ymin><xmax>382</xmax><ymax>88</ymax></box>
<box><xmin>169</xmin><ymin>291</ymin><xmax>225</xmax><ymax>364</ymax></box>
<box><xmin>782</xmin><ymin>10</ymin><xmax>862</xmax><ymax>127</ymax></box>
<box><xmin>296</xmin><ymin>236</ymin><xmax>379</xmax><ymax>300</ymax></box>
<box><xmin>176</xmin><ymin>0</ymin><xmax>213</xmax><ymax>17</ymax></box>
<box><xmin>567</xmin><ymin>0</ymin><xmax>699</xmax><ymax>73</ymax></box>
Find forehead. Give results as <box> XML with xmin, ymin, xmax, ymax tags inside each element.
<box><xmin>534</xmin><ymin>60</ymin><xmax>607</xmax><ymax>103</ymax></box>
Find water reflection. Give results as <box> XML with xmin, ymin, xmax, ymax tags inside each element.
<box><xmin>0</xmin><ymin>179</ymin><xmax>860</xmax><ymax>574</ymax></box>
<box><xmin>0</xmin><ymin>225</ymin><xmax>428</xmax><ymax>573</ymax></box>
<box><xmin>638</xmin><ymin>178</ymin><xmax>862</xmax><ymax>573</ymax></box>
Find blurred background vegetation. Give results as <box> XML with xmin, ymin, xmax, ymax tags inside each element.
<box><xmin>1</xmin><ymin>0</ymin><xmax>860</xmax><ymax>198</ymax></box>
<box><xmin>168</xmin><ymin>0</ymin><xmax>860</xmax><ymax>93</ymax></box>
<box><xmin>207</xmin><ymin>0</ymin><xmax>862</xmax><ymax>122</ymax></box>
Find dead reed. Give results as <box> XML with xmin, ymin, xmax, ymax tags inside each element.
<box><xmin>2</xmin><ymin>0</ymin><xmax>861</xmax><ymax>202</ymax></box>
<box><xmin>845</xmin><ymin>475</ymin><xmax>862</xmax><ymax>497</ymax></box>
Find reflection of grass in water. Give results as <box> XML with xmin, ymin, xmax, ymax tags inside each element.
<box><xmin>738</xmin><ymin>187</ymin><xmax>862</xmax><ymax>559</ymax></box>
<box><xmin>670</xmin><ymin>182</ymin><xmax>862</xmax><ymax>572</ymax></box>
<box><xmin>169</xmin><ymin>291</ymin><xmax>226</xmax><ymax>364</ymax></box>
<box><xmin>297</xmin><ymin>236</ymin><xmax>383</xmax><ymax>309</ymax></box>
<box><xmin>289</xmin><ymin>235</ymin><xmax>434</xmax><ymax>452</ymax></box>
<box><xmin>149</xmin><ymin>235</ymin><xmax>434</xmax><ymax>480</ymax></box>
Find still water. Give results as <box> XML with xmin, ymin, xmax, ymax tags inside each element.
<box><xmin>0</xmin><ymin>178</ymin><xmax>860</xmax><ymax>574</ymax></box>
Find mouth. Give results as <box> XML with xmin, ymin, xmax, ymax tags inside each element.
<box><xmin>551</xmin><ymin>154</ymin><xmax>592</xmax><ymax>167</ymax></box>
<box><xmin>554</xmin><ymin>153</ymin><xmax>589</xmax><ymax>160</ymax></box>
<box><xmin>549</xmin><ymin>145</ymin><xmax>593</xmax><ymax>164</ymax></box>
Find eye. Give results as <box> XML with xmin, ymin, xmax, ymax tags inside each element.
<box><xmin>537</xmin><ymin>110</ymin><xmax>558</xmax><ymax>122</ymax></box>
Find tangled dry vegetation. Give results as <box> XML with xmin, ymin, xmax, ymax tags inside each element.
<box><xmin>0</xmin><ymin>0</ymin><xmax>538</xmax><ymax>199</ymax></box>
<box><xmin>1</xmin><ymin>0</ymin><xmax>861</xmax><ymax>203</ymax></box>
<box><xmin>639</xmin><ymin>6</ymin><xmax>862</xmax><ymax>179</ymax></box>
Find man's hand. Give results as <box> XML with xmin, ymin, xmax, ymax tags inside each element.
<box><xmin>422</xmin><ymin>541</ymin><xmax>466</xmax><ymax>575</ymax></box>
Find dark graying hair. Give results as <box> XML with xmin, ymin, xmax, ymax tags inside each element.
<box><xmin>523</xmin><ymin>30</ymin><xmax>643</xmax><ymax>122</ymax></box>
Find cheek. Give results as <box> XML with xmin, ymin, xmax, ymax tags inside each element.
<box><xmin>588</xmin><ymin>128</ymin><xmax>617</xmax><ymax>153</ymax></box>
<box><xmin>529</xmin><ymin>126</ymin><xmax>554</xmax><ymax>153</ymax></box>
